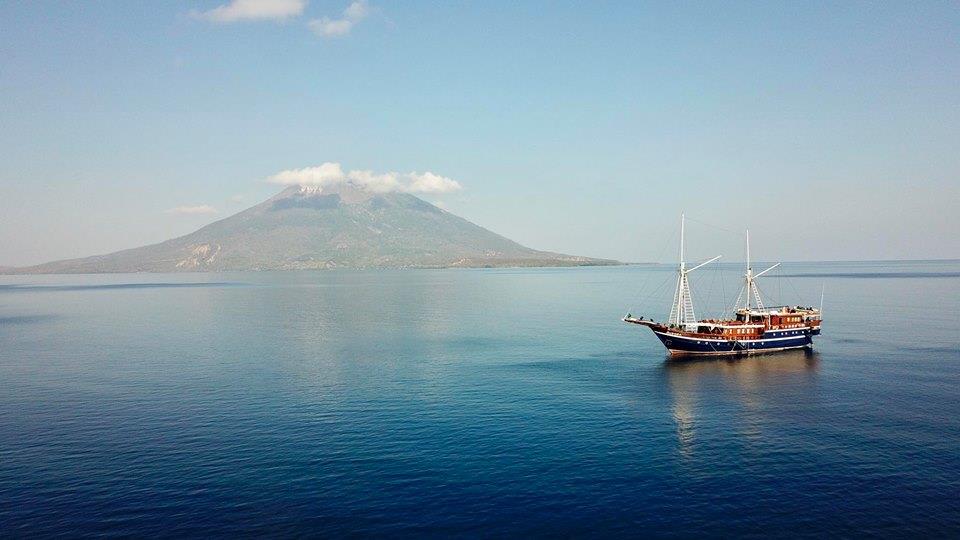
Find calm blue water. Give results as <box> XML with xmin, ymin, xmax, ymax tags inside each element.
<box><xmin>1</xmin><ymin>261</ymin><xmax>959</xmax><ymax>537</ymax></box>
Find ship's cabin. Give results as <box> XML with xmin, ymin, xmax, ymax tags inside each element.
<box><xmin>734</xmin><ymin>306</ymin><xmax>822</xmax><ymax>328</ymax></box>
<box><xmin>661</xmin><ymin>306</ymin><xmax>821</xmax><ymax>338</ymax></box>
<box><xmin>688</xmin><ymin>321</ymin><xmax>764</xmax><ymax>338</ymax></box>
<box><xmin>735</xmin><ymin>311</ymin><xmax>767</xmax><ymax>324</ymax></box>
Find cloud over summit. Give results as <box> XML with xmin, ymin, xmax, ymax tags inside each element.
<box><xmin>268</xmin><ymin>162</ymin><xmax>462</xmax><ymax>194</ymax></box>
<box><xmin>193</xmin><ymin>0</ymin><xmax>374</xmax><ymax>39</ymax></box>
<box><xmin>193</xmin><ymin>0</ymin><xmax>307</xmax><ymax>23</ymax></box>
<box><xmin>309</xmin><ymin>1</ymin><xmax>370</xmax><ymax>38</ymax></box>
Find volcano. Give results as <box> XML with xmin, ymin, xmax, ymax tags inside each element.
<box><xmin>9</xmin><ymin>185</ymin><xmax>618</xmax><ymax>273</ymax></box>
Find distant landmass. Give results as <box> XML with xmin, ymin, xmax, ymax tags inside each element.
<box><xmin>7</xmin><ymin>185</ymin><xmax>620</xmax><ymax>274</ymax></box>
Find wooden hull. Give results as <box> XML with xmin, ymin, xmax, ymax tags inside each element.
<box><xmin>653</xmin><ymin>328</ymin><xmax>814</xmax><ymax>357</ymax></box>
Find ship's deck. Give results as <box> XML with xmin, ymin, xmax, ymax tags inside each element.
<box><xmin>623</xmin><ymin>314</ymin><xmax>822</xmax><ymax>341</ymax></box>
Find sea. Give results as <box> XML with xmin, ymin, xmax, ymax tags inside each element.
<box><xmin>1</xmin><ymin>260</ymin><xmax>958</xmax><ymax>537</ymax></box>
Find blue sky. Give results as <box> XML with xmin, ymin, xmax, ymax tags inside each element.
<box><xmin>1</xmin><ymin>1</ymin><xmax>958</xmax><ymax>266</ymax></box>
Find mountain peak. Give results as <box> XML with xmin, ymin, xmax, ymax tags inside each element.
<box><xmin>8</xmin><ymin>186</ymin><xmax>620</xmax><ymax>273</ymax></box>
<box><xmin>273</xmin><ymin>183</ymin><xmax>383</xmax><ymax>205</ymax></box>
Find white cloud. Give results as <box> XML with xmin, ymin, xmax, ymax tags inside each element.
<box><xmin>268</xmin><ymin>163</ymin><xmax>345</xmax><ymax>186</ymax></box>
<box><xmin>407</xmin><ymin>171</ymin><xmax>462</xmax><ymax>194</ymax></box>
<box><xmin>308</xmin><ymin>0</ymin><xmax>370</xmax><ymax>38</ymax></box>
<box><xmin>342</xmin><ymin>0</ymin><xmax>368</xmax><ymax>20</ymax></box>
<box><xmin>268</xmin><ymin>162</ymin><xmax>463</xmax><ymax>194</ymax></box>
<box><xmin>347</xmin><ymin>170</ymin><xmax>402</xmax><ymax>193</ymax></box>
<box><xmin>166</xmin><ymin>205</ymin><xmax>218</xmax><ymax>215</ymax></box>
<box><xmin>193</xmin><ymin>0</ymin><xmax>307</xmax><ymax>23</ymax></box>
<box><xmin>308</xmin><ymin>17</ymin><xmax>354</xmax><ymax>37</ymax></box>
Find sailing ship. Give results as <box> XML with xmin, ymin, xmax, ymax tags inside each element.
<box><xmin>624</xmin><ymin>214</ymin><xmax>822</xmax><ymax>356</ymax></box>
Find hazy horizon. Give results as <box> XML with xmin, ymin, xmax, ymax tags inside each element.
<box><xmin>2</xmin><ymin>1</ymin><xmax>958</xmax><ymax>267</ymax></box>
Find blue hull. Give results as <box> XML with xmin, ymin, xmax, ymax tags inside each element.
<box><xmin>653</xmin><ymin>328</ymin><xmax>814</xmax><ymax>356</ymax></box>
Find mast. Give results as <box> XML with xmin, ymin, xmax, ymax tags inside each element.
<box><xmin>746</xmin><ymin>229</ymin><xmax>751</xmax><ymax>310</ymax></box>
<box><xmin>680</xmin><ymin>212</ymin><xmax>685</xmax><ymax>271</ymax></box>
<box><xmin>668</xmin><ymin>213</ymin><xmax>721</xmax><ymax>330</ymax></box>
<box><xmin>669</xmin><ymin>214</ymin><xmax>687</xmax><ymax>327</ymax></box>
<box><xmin>740</xmin><ymin>229</ymin><xmax>779</xmax><ymax>312</ymax></box>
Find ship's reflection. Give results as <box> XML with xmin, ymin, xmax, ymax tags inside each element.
<box><xmin>661</xmin><ymin>349</ymin><xmax>820</xmax><ymax>458</ymax></box>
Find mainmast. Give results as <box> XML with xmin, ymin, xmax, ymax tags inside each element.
<box><xmin>741</xmin><ymin>229</ymin><xmax>780</xmax><ymax>312</ymax></box>
<box><xmin>668</xmin><ymin>213</ymin><xmax>721</xmax><ymax>330</ymax></box>
<box><xmin>746</xmin><ymin>229</ymin><xmax>753</xmax><ymax>310</ymax></box>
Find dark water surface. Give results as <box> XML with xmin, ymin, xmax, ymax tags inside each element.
<box><xmin>1</xmin><ymin>261</ymin><xmax>959</xmax><ymax>537</ymax></box>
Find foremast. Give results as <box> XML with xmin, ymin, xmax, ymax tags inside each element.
<box><xmin>667</xmin><ymin>213</ymin><xmax>720</xmax><ymax>331</ymax></box>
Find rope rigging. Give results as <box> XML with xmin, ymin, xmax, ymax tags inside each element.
<box><xmin>625</xmin><ymin>219</ymin><xmax>678</xmax><ymax>318</ymax></box>
<box><xmin>624</xmin><ymin>213</ymin><xmax>806</xmax><ymax>322</ymax></box>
